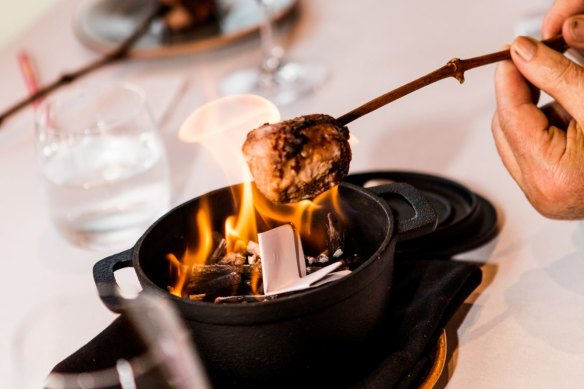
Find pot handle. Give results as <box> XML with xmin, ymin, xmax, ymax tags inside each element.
<box><xmin>367</xmin><ymin>182</ymin><xmax>437</xmax><ymax>241</ymax></box>
<box><xmin>92</xmin><ymin>249</ymin><xmax>134</xmax><ymax>313</ymax></box>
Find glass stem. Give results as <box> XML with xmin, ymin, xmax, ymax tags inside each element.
<box><xmin>258</xmin><ymin>0</ymin><xmax>283</xmax><ymax>81</ymax></box>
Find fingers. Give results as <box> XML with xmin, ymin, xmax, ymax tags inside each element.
<box><xmin>494</xmin><ymin>54</ymin><xmax>551</xmax><ymax>163</ymax></box>
<box><xmin>510</xmin><ymin>36</ymin><xmax>584</xmax><ymax>124</ymax></box>
<box><xmin>540</xmin><ymin>101</ymin><xmax>572</xmax><ymax>130</ymax></box>
<box><xmin>491</xmin><ymin>111</ymin><xmax>523</xmax><ymax>187</ymax></box>
<box><xmin>541</xmin><ymin>0</ymin><xmax>584</xmax><ymax>38</ymax></box>
<box><xmin>492</xmin><ymin>50</ymin><xmax>523</xmax><ymax>185</ymax></box>
<box><xmin>495</xmin><ymin>52</ymin><xmax>536</xmax><ymax>111</ymax></box>
<box><xmin>563</xmin><ymin>15</ymin><xmax>584</xmax><ymax>51</ymax></box>
<box><xmin>495</xmin><ymin>2</ymin><xmax>584</xmax><ymax>220</ymax></box>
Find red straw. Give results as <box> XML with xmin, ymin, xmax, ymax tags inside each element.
<box><xmin>17</xmin><ymin>51</ymin><xmax>41</xmax><ymax>107</ymax></box>
<box><xmin>17</xmin><ymin>50</ymin><xmax>54</xmax><ymax>128</ymax></box>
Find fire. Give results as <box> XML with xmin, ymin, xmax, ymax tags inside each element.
<box><xmin>168</xmin><ymin>197</ymin><xmax>214</xmax><ymax>297</ymax></box>
<box><xmin>224</xmin><ymin>182</ymin><xmax>257</xmax><ymax>253</ymax></box>
<box><xmin>167</xmin><ymin>182</ymin><xmax>344</xmax><ymax>297</ymax></box>
<box><xmin>250</xmin><ymin>184</ymin><xmax>343</xmax><ymax>243</ymax></box>
<box><xmin>170</xmin><ymin>95</ymin><xmax>347</xmax><ymax>298</ymax></box>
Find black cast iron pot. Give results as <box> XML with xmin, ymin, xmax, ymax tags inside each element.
<box><xmin>93</xmin><ymin>182</ymin><xmax>436</xmax><ymax>386</ymax></box>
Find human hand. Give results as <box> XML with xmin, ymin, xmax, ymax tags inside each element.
<box><xmin>492</xmin><ymin>31</ymin><xmax>584</xmax><ymax>219</ymax></box>
<box><xmin>541</xmin><ymin>0</ymin><xmax>584</xmax><ymax>42</ymax></box>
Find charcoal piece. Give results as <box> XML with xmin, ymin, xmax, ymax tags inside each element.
<box><xmin>218</xmin><ymin>252</ymin><xmax>246</xmax><ymax>266</ymax></box>
<box><xmin>317</xmin><ymin>252</ymin><xmax>331</xmax><ymax>264</ymax></box>
<box><xmin>326</xmin><ymin>212</ymin><xmax>344</xmax><ymax>257</ymax></box>
<box><xmin>207</xmin><ymin>271</ymin><xmax>241</xmax><ymax>291</ymax></box>
<box><xmin>246</xmin><ymin>240</ymin><xmax>260</xmax><ymax>257</ymax></box>
<box><xmin>209</xmin><ymin>235</ymin><xmax>226</xmax><ymax>263</ymax></box>
<box><xmin>185</xmin><ymin>265</ymin><xmax>242</xmax><ymax>294</ymax></box>
<box><xmin>247</xmin><ymin>253</ymin><xmax>260</xmax><ymax>265</ymax></box>
<box><xmin>306</xmin><ymin>251</ymin><xmax>331</xmax><ymax>267</ymax></box>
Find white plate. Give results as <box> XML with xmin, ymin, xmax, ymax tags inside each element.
<box><xmin>72</xmin><ymin>0</ymin><xmax>297</xmax><ymax>58</ymax></box>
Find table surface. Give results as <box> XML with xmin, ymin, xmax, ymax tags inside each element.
<box><xmin>2</xmin><ymin>0</ymin><xmax>584</xmax><ymax>388</ymax></box>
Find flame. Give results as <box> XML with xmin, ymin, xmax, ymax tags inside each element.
<box><xmin>168</xmin><ymin>197</ymin><xmax>214</xmax><ymax>297</ymax></box>
<box><xmin>225</xmin><ymin>182</ymin><xmax>257</xmax><ymax>253</ymax></box>
<box><xmin>249</xmin><ymin>185</ymin><xmax>343</xmax><ymax>241</ymax></box>
<box><xmin>253</xmin><ymin>184</ymin><xmax>344</xmax><ymax>248</ymax></box>
<box><xmin>169</xmin><ymin>95</ymin><xmax>346</xmax><ymax>298</ymax></box>
<box><xmin>222</xmin><ymin>180</ymin><xmax>342</xmax><ymax>257</ymax></box>
<box><xmin>178</xmin><ymin>94</ymin><xmax>281</xmax><ymax>145</ymax></box>
<box><xmin>167</xmin><ymin>182</ymin><xmax>345</xmax><ymax>297</ymax></box>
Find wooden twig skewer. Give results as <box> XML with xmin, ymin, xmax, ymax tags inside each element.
<box><xmin>0</xmin><ymin>3</ymin><xmax>170</xmax><ymax>127</ymax></box>
<box><xmin>336</xmin><ymin>35</ymin><xmax>568</xmax><ymax>126</ymax></box>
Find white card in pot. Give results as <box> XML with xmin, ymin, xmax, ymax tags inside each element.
<box><xmin>271</xmin><ymin>262</ymin><xmax>343</xmax><ymax>295</ymax></box>
<box><xmin>259</xmin><ymin>224</ymin><xmax>343</xmax><ymax>295</ymax></box>
<box><xmin>259</xmin><ymin>224</ymin><xmax>304</xmax><ymax>294</ymax></box>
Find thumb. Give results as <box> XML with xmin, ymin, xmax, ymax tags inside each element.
<box><xmin>510</xmin><ymin>36</ymin><xmax>584</xmax><ymax>123</ymax></box>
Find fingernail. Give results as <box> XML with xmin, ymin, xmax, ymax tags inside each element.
<box><xmin>512</xmin><ymin>36</ymin><xmax>537</xmax><ymax>62</ymax></box>
<box><xmin>569</xmin><ymin>16</ymin><xmax>584</xmax><ymax>42</ymax></box>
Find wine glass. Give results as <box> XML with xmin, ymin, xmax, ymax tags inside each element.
<box><xmin>11</xmin><ymin>291</ymin><xmax>210</xmax><ymax>389</ymax></box>
<box><xmin>220</xmin><ymin>0</ymin><xmax>328</xmax><ymax>106</ymax></box>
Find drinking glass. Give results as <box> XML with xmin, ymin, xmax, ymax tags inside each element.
<box><xmin>35</xmin><ymin>83</ymin><xmax>171</xmax><ymax>250</ymax></box>
<box><xmin>12</xmin><ymin>291</ymin><xmax>210</xmax><ymax>389</ymax></box>
<box><xmin>220</xmin><ymin>0</ymin><xmax>328</xmax><ymax>105</ymax></box>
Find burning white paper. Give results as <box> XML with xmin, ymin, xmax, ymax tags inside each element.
<box><xmin>258</xmin><ymin>224</ymin><xmax>348</xmax><ymax>296</ymax></box>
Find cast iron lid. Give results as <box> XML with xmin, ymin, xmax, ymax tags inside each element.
<box><xmin>346</xmin><ymin>171</ymin><xmax>499</xmax><ymax>259</ymax></box>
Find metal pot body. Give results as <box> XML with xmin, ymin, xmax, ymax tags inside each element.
<box><xmin>94</xmin><ymin>182</ymin><xmax>436</xmax><ymax>385</ymax></box>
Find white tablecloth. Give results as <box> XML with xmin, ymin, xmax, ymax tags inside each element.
<box><xmin>2</xmin><ymin>0</ymin><xmax>583</xmax><ymax>387</ymax></box>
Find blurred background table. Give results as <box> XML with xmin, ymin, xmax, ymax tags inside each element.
<box><xmin>2</xmin><ymin>0</ymin><xmax>584</xmax><ymax>387</ymax></box>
